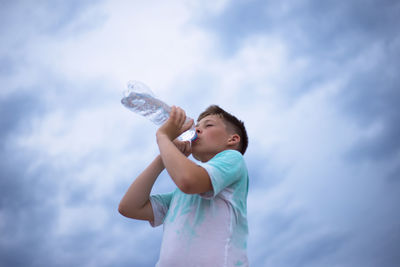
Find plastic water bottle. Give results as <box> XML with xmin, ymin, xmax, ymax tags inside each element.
<box><xmin>121</xmin><ymin>80</ymin><xmax>197</xmax><ymax>141</ymax></box>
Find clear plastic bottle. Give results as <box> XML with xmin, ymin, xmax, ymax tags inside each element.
<box><xmin>121</xmin><ymin>80</ymin><xmax>197</xmax><ymax>141</ymax></box>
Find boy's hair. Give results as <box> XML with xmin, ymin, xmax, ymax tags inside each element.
<box><xmin>197</xmin><ymin>105</ymin><xmax>248</xmax><ymax>155</ymax></box>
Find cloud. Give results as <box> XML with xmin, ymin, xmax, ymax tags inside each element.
<box><xmin>337</xmin><ymin>41</ymin><xmax>400</xmax><ymax>167</ymax></box>
<box><xmin>197</xmin><ymin>0</ymin><xmax>399</xmax><ymax>54</ymax></box>
<box><xmin>1</xmin><ymin>0</ymin><xmax>400</xmax><ymax>266</ymax></box>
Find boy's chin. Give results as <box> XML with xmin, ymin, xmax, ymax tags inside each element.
<box><xmin>191</xmin><ymin>151</ymin><xmax>206</xmax><ymax>162</ymax></box>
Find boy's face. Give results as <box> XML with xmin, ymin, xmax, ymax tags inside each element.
<box><xmin>191</xmin><ymin>115</ymin><xmax>233</xmax><ymax>162</ymax></box>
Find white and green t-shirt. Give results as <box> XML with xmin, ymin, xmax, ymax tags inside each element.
<box><xmin>150</xmin><ymin>150</ymin><xmax>249</xmax><ymax>267</ymax></box>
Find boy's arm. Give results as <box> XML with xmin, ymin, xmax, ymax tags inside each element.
<box><xmin>156</xmin><ymin>106</ymin><xmax>212</xmax><ymax>194</ymax></box>
<box><xmin>118</xmin><ymin>155</ymin><xmax>164</xmax><ymax>221</ymax></box>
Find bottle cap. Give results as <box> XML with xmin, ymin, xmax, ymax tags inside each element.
<box><xmin>178</xmin><ymin>130</ymin><xmax>197</xmax><ymax>142</ymax></box>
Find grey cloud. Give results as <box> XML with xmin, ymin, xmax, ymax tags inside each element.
<box><xmin>0</xmin><ymin>0</ymin><xmax>101</xmax><ymax>38</ymax></box>
<box><xmin>0</xmin><ymin>92</ymin><xmax>57</xmax><ymax>266</ymax></box>
<box><xmin>197</xmin><ymin>0</ymin><xmax>399</xmax><ymax>57</ymax></box>
<box><xmin>250</xmin><ymin>209</ymin><xmax>348</xmax><ymax>267</ymax></box>
<box><xmin>387</xmin><ymin>164</ymin><xmax>400</xmax><ymax>182</ymax></box>
<box><xmin>198</xmin><ymin>0</ymin><xmax>400</xmax><ymax>167</ymax></box>
<box><xmin>0</xmin><ymin>90</ymin><xmax>45</xmax><ymax>146</ymax></box>
<box><xmin>279</xmin><ymin>232</ymin><xmax>346</xmax><ymax>267</ymax></box>
<box><xmin>247</xmin><ymin>151</ymin><xmax>288</xmax><ymax>190</ymax></box>
<box><xmin>0</xmin><ymin>146</ymin><xmax>57</xmax><ymax>266</ymax></box>
<box><xmin>339</xmin><ymin>47</ymin><xmax>400</xmax><ymax>164</ymax></box>
<box><xmin>196</xmin><ymin>0</ymin><xmax>400</xmax><ymax>99</ymax></box>
<box><xmin>0</xmin><ymin>56</ymin><xmax>17</xmax><ymax>76</ymax></box>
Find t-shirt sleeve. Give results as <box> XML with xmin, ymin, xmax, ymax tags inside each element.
<box><xmin>149</xmin><ymin>192</ymin><xmax>173</xmax><ymax>227</ymax></box>
<box><xmin>198</xmin><ymin>150</ymin><xmax>245</xmax><ymax>199</ymax></box>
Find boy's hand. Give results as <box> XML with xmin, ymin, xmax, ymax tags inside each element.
<box><xmin>156</xmin><ymin>106</ymin><xmax>194</xmax><ymax>141</ymax></box>
<box><xmin>173</xmin><ymin>140</ymin><xmax>192</xmax><ymax>157</ymax></box>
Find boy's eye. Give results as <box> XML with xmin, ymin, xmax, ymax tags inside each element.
<box><xmin>206</xmin><ymin>124</ymin><xmax>213</xmax><ymax>127</ymax></box>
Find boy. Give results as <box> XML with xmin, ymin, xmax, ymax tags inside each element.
<box><xmin>119</xmin><ymin>105</ymin><xmax>249</xmax><ymax>266</ymax></box>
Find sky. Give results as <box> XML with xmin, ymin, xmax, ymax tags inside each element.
<box><xmin>0</xmin><ymin>0</ymin><xmax>399</xmax><ymax>266</ymax></box>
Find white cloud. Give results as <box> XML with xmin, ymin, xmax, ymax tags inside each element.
<box><xmin>24</xmin><ymin>0</ymin><xmax>214</xmax><ymax>100</ymax></box>
<box><xmin>55</xmin><ymin>203</ymin><xmax>108</xmax><ymax>236</ymax></box>
<box><xmin>186</xmin><ymin>0</ymin><xmax>232</xmax><ymax>16</ymax></box>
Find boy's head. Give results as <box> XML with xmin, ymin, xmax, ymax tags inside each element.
<box><xmin>192</xmin><ymin>105</ymin><xmax>248</xmax><ymax>162</ymax></box>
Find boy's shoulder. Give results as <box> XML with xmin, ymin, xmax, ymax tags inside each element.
<box><xmin>210</xmin><ymin>149</ymin><xmax>243</xmax><ymax>161</ymax></box>
<box><xmin>204</xmin><ymin>149</ymin><xmax>246</xmax><ymax>169</ymax></box>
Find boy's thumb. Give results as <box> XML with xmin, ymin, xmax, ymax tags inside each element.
<box><xmin>182</xmin><ymin>118</ymin><xmax>194</xmax><ymax>132</ymax></box>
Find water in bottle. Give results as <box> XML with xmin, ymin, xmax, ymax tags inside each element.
<box><xmin>121</xmin><ymin>80</ymin><xmax>197</xmax><ymax>141</ymax></box>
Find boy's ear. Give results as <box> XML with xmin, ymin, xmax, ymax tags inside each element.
<box><xmin>227</xmin><ymin>134</ymin><xmax>240</xmax><ymax>146</ymax></box>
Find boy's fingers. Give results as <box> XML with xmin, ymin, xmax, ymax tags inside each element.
<box><xmin>185</xmin><ymin>141</ymin><xmax>191</xmax><ymax>152</ymax></box>
<box><xmin>171</xmin><ymin>106</ymin><xmax>178</xmax><ymax>120</ymax></box>
<box><xmin>164</xmin><ymin>106</ymin><xmax>192</xmax><ymax>141</ymax></box>
<box><xmin>176</xmin><ymin>107</ymin><xmax>186</xmax><ymax>126</ymax></box>
<box><xmin>173</xmin><ymin>140</ymin><xmax>188</xmax><ymax>153</ymax></box>
<box><xmin>170</xmin><ymin>106</ymin><xmax>184</xmax><ymax>125</ymax></box>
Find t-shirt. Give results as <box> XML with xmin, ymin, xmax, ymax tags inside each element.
<box><xmin>149</xmin><ymin>149</ymin><xmax>249</xmax><ymax>267</ymax></box>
